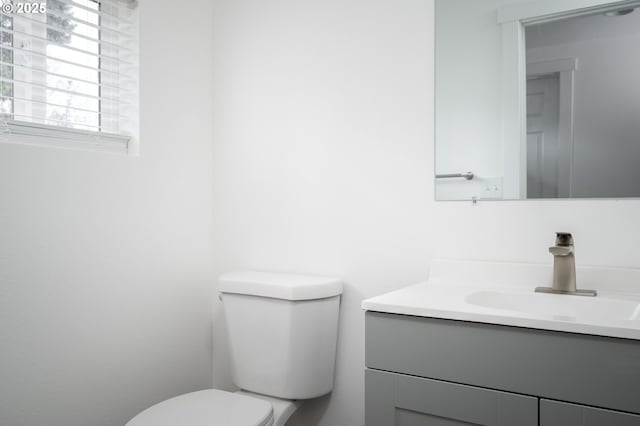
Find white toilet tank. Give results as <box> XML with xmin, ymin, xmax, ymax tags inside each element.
<box><xmin>219</xmin><ymin>271</ymin><xmax>342</xmax><ymax>400</ymax></box>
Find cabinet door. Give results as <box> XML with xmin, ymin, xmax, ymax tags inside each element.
<box><xmin>541</xmin><ymin>400</ymin><xmax>640</xmax><ymax>426</ymax></box>
<box><xmin>365</xmin><ymin>369</ymin><xmax>538</xmax><ymax>426</ymax></box>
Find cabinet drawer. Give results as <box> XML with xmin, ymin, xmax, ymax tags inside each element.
<box><xmin>366</xmin><ymin>369</ymin><xmax>538</xmax><ymax>426</ymax></box>
<box><xmin>541</xmin><ymin>399</ymin><xmax>640</xmax><ymax>426</ymax></box>
<box><xmin>366</xmin><ymin>311</ymin><xmax>640</xmax><ymax>414</ymax></box>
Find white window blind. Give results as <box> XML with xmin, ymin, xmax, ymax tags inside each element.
<box><xmin>0</xmin><ymin>0</ymin><xmax>138</xmax><ymax>153</ymax></box>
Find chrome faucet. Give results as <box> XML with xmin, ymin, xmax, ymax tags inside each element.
<box><xmin>535</xmin><ymin>232</ymin><xmax>597</xmax><ymax>297</ymax></box>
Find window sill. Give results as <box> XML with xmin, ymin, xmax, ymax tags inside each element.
<box><xmin>0</xmin><ymin>120</ymin><xmax>133</xmax><ymax>155</ymax></box>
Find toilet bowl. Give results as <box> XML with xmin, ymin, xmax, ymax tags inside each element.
<box><xmin>126</xmin><ymin>271</ymin><xmax>342</xmax><ymax>426</ymax></box>
<box><xmin>127</xmin><ymin>389</ymin><xmax>304</xmax><ymax>426</ymax></box>
<box><xmin>127</xmin><ymin>389</ymin><xmax>272</xmax><ymax>426</ymax></box>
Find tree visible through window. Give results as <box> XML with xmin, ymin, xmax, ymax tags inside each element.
<box><xmin>44</xmin><ymin>0</ymin><xmax>100</xmax><ymax>130</ymax></box>
<box><xmin>47</xmin><ymin>0</ymin><xmax>76</xmax><ymax>44</ymax></box>
<box><xmin>0</xmin><ymin>10</ymin><xmax>13</xmax><ymax>119</ymax></box>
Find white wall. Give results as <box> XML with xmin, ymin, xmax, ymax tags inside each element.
<box><xmin>210</xmin><ymin>0</ymin><xmax>434</xmax><ymax>425</ymax></box>
<box><xmin>211</xmin><ymin>1</ymin><xmax>640</xmax><ymax>425</ymax></box>
<box><xmin>0</xmin><ymin>1</ymin><xmax>215</xmax><ymax>425</ymax></box>
<box><xmin>435</xmin><ymin>0</ymin><xmax>507</xmax><ymax>178</ymax></box>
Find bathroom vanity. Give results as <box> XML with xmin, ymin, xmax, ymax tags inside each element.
<box><xmin>362</xmin><ymin>260</ymin><xmax>640</xmax><ymax>426</ymax></box>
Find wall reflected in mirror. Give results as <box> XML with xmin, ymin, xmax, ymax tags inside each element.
<box><xmin>435</xmin><ymin>0</ymin><xmax>640</xmax><ymax>201</ymax></box>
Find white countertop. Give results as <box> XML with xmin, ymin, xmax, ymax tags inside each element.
<box><xmin>361</xmin><ymin>259</ymin><xmax>640</xmax><ymax>340</ymax></box>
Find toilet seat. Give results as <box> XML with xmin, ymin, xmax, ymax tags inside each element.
<box><xmin>126</xmin><ymin>389</ymin><xmax>273</xmax><ymax>426</ymax></box>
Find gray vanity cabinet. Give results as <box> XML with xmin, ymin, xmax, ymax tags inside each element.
<box><xmin>540</xmin><ymin>400</ymin><xmax>640</xmax><ymax>426</ymax></box>
<box><xmin>365</xmin><ymin>311</ymin><xmax>640</xmax><ymax>426</ymax></box>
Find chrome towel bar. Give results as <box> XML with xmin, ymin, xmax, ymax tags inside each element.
<box><xmin>435</xmin><ymin>172</ymin><xmax>474</xmax><ymax>181</ymax></box>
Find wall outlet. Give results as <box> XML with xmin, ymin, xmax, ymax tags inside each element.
<box><xmin>480</xmin><ymin>177</ymin><xmax>503</xmax><ymax>200</ymax></box>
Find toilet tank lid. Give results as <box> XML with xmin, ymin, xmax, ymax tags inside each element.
<box><xmin>218</xmin><ymin>271</ymin><xmax>342</xmax><ymax>301</ymax></box>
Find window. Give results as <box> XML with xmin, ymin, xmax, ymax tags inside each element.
<box><xmin>0</xmin><ymin>0</ymin><xmax>138</xmax><ymax>153</ymax></box>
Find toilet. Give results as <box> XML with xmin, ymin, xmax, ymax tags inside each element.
<box><xmin>127</xmin><ymin>271</ymin><xmax>342</xmax><ymax>426</ymax></box>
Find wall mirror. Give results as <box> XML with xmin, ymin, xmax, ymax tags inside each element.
<box><xmin>435</xmin><ymin>0</ymin><xmax>640</xmax><ymax>201</ymax></box>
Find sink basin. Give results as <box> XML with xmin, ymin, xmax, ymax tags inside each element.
<box><xmin>465</xmin><ymin>290</ymin><xmax>640</xmax><ymax>322</ymax></box>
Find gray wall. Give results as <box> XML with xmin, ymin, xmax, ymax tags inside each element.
<box><xmin>527</xmin><ymin>11</ymin><xmax>640</xmax><ymax>197</ymax></box>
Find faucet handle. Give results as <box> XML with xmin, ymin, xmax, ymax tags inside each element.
<box><xmin>549</xmin><ymin>245</ymin><xmax>573</xmax><ymax>256</ymax></box>
<box><xmin>555</xmin><ymin>232</ymin><xmax>574</xmax><ymax>246</ymax></box>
